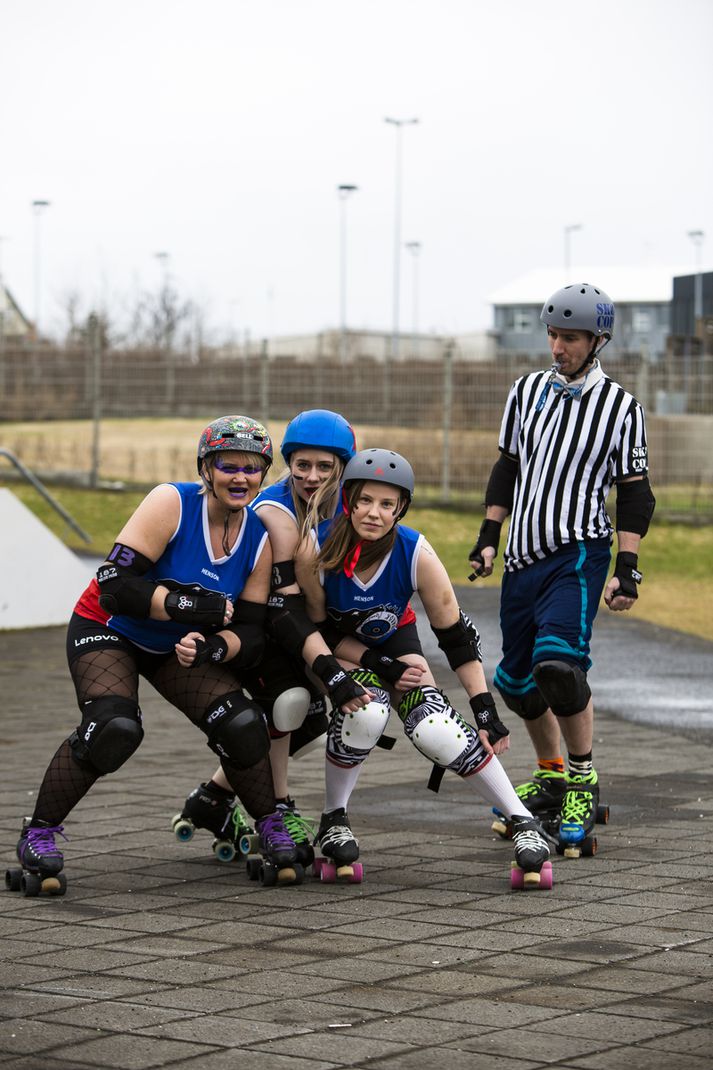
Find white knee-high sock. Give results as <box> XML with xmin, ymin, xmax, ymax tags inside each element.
<box><xmin>324</xmin><ymin>759</ymin><xmax>364</xmax><ymax>813</ymax></box>
<box><xmin>467</xmin><ymin>755</ymin><xmax>530</xmax><ymax>818</ymax></box>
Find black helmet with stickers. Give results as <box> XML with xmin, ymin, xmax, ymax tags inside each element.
<box><xmin>342</xmin><ymin>448</ymin><xmax>415</xmax><ymax>517</ymax></box>
<box><xmin>540</xmin><ymin>282</ymin><xmax>615</xmax><ymax>340</ymax></box>
<box><xmin>197</xmin><ymin>415</ymin><xmax>273</xmax><ymax>479</ymax></box>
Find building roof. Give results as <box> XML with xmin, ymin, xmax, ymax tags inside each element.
<box><xmin>487</xmin><ymin>266</ymin><xmax>695</xmax><ymax>307</ymax></box>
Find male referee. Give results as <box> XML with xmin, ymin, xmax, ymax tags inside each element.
<box><xmin>468</xmin><ymin>282</ymin><xmax>655</xmax><ymax>850</ymax></box>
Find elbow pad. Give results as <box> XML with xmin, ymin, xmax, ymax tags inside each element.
<box><xmin>97</xmin><ymin>543</ymin><xmax>156</xmax><ymax>618</ymax></box>
<box><xmin>226</xmin><ymin>600</ymin><xmax>267</xmax><ymax>668</ymax></box>
<box><xmin>615</xmin><ymin>477</ymin><xmax>656</xmax><ymax>536</ymax></box>
<box><xmin>432</xmin><ymin>610</ymin><xmax>483</xmax><ymax>670</ymax></box>
<box><xmin>485</xmin><ymin>453</ymin><xmax>518</xmax><ymax>509</ymax></box>
<box><xmin>267</xmin><ymin>592</ymin><xmax>318</xmax><ymax>656</ymax></box>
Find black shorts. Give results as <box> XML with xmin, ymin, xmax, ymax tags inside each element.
<box><xmin>66</xmin><ymin>612</ymin><xmax>170</xmax><ymax>678</ymax></box>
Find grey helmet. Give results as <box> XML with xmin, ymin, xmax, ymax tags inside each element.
<box><xmin>540</xmin><ymin>283</ymin><xmax>615</xmax><ymax>339</ymax></box>
<box><xmin>342</xmin><ymin>448</ymin><xmax>415</xmax><ymax>517</ymax></box>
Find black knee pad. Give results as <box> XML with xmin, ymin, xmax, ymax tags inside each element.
<box><xmin>203</xmin><ymin>691</ymin><xmax>270</xmax><ymax>769</ymax></box>
<box><xmin>533</xmin><ymin>660</ymin><xmax>591</xmax><ymax>717</ymax></box>
<box><xmin>70</xmin><ymin>695</ymin><xmax>143</xmax><ymax>774</ymax></box>
<box><xmin>497</xmin><ymin>686</ymin><xmax>548</xmax><ymax>722</ymax></box>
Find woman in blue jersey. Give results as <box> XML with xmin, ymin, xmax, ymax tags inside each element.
<box><xmin>178</xmin><ymin>409</ymin><xmax>358</xmax><ymax>865</ymax></box>
<box><xmin>11</xmin><ymin>415</ymin><xmax>301</xmax><ymax>893</ymax></box>
<box><xmin>294</xmin><ymin>448</ymin><xmax>554</xmax><ymax>882</ymax></box>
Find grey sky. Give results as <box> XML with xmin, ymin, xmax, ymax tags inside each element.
<box><xmin>2</xmin><ymin>0</ymin><xmax>711</xmax><ymax>341</ymax></box>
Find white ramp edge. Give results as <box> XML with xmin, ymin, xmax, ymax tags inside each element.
<box><xmin>0</xmin><ymin>488</ymin><xmax>96</xmax><ymax>629</ymax></box>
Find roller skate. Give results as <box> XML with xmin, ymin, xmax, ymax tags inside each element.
<box><xmin>313</xmin><ymin>808</ymin><xmax>363</xmax><ymax>884</ymax></box>
<box><xmin>510</xmin><ymin>815</ymin><xmax>554</xmax><ymax>890</ymax></box>
<box><xmin>171</xmin><ymin>782</ymin><xmax>254</xmax><ymax>863</ymax></box>
<box><xmin>6</xmin><ymin>818</ymin><xmax>67</xmax><ymax>898</ymax></box>
<box><xmin>557</xmin><ymin>770</ymin><xmax>609</xmax><ymax>858</ymax></box>
<box><xmin>245</xmin><ymin>810</ymin><xmax>303</xmax><ymax>886</ymax></box>
<box><xmin>276</xmin><ymin>797</ymin><xmax>316</xmax><ymax>869</ymax></box>
<box><xmin>491</xmin><ymin>769</ymin><xmax>567</xmax><ymax>839</ymax></box>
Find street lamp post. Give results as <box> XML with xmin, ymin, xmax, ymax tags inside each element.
<box><xmin>564</xmin><ymin>223</ymin><xmax>582</xmax><ymax>282</ymax></box>
<box><xmin>337</xmin><ymin>184</ymin><xmax>358</xmax><ymax>364</ymax></box>
<box><xmin>32</xmin><ymin>199</ymin><xmax>51</xmax><ymax>338</ymax></box>
<box><xmin>687</xmin><ymin>229</ymin><xmax>705</xmax><ymax>327</ymax></box>
<box><xmin>384</xmin><ymin>116</ymin><xmax>418</xmax><ymax>372</ymax></box>
<box><xmin>405</xmin><ymin>241</ymin><xmax>421</xmax><ymax>356</ymax></box>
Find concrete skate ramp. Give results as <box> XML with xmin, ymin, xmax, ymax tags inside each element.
<box><xmin>0</xmin><ymin>489</ymin><xmax>94</xmax><ymax>629</ymax></box>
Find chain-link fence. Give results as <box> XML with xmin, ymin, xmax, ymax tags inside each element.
<box><xmin>1</xmin><ymin>338</ymin><xmax>712</xmax><ymax>518</ymax></box>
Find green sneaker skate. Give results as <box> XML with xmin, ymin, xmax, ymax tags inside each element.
<box><xmin>557</xmin><ymin>770</ymin><xmax>609</xmax><ymax>858</ymax></box>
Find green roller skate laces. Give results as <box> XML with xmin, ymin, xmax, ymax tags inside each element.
<box><xmin>280</xmin><ymin>808</ymin><xmax>316</xmax><ymax>845</ymax></box>
<box><xmin>230</xmin><ymin>805</ymin><xmax>253</xmax><ymax>838</ymax></box>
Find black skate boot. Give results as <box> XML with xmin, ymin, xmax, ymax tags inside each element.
<box><xmin>276</xmin><ymin>797</ymin><xmax>316</xmax><ymax>868</ymax></box>
<box><xmin>558</xmin><ymin>770</ymin><xmax>602</xmax><ymax>858</ymax></box>
<box><xmin>510</xmin><ymin>815</ymin><xmax>554</xmax><ymax>890</ymax></box>
<box><xmin>171</xmin><ymin>782</ymin><xmax>254</xmax><ymax>862</ymax></box>
<box><xmin>246</xmin><ymin>810</ymin><xmax>302</xmax><ymax>886</ymax></box>
<box><xmin>491</xmin><ymin>769</ymin><xmax>567</xmax><ymax>838</ymax></box>
<box><xmin>313</xmin><ymin>808</ymin><xmax>363</xmax><ymax>883</ymax></box>
<box><xmin>6</xmin><ymin>818</ymin><xmax>67</xmax><ymax>897</ymax></box>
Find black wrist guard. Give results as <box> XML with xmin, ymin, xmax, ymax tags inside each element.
<box><xmin>164</xmin><ymin>589</ymin><xmax>227</xmax><ymax>628</ymax></box>
<box><xmin>360</xmin><ymin>648</ymin><xmax>409</xmax><ymax>686</ymax></box>
<box><xmin>312</xmin><ymin>654</ymin><xmax>366</xmax><ymax>708</ymax></box>
<box><xmin>469</xmin><ymin>692</ymin><xmax>509</xmax><ymax>744</ymax></box>
<box><xmin>192</xmin><ymin>634</ymin><xmax>229</xmax><ymax>667</ymax></box>
<box><xmin>468</xmin><ymin>518</ymin><xmax>503</xmax><ymax>578</ymax></box>
<box><xmin>613</xmin><ymin>552</ymin><xmax>642</xmax><ymax>599</ymax></box>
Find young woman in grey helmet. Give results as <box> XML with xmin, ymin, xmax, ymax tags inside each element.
<box><xmin>292</xmin><ymin>447</ymin><xmax>554</xmax><ymax>887</ymax></box>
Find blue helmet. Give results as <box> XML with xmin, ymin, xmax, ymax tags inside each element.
<box><xmin>281</xmin><ymin>409</ymin><xmax>357</xmax><ymax>464</ymax></box>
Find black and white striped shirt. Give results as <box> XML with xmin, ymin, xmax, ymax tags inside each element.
<box><xmin>498</xmin><ymin>361</ymin><xmax>649</xmax><ymax>571</ymax></box>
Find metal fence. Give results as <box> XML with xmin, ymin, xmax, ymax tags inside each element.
<box><xmin>1</xmin><ymin>339</ymin><xmax>712</xmax><ymax>518</ymax></box>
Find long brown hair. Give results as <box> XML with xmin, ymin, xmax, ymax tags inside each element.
<box><xmin>313</xmin><ymin>479</ymin><xmax>403</xmax><ymax>575</ymax></box>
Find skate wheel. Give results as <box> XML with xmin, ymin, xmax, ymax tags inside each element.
<box><xmin>239</xmin><ymin>833</ymin><xmax>260</xmax><ymax>856</ymax></box>
<box><xmin>312</xmin><ymin>857</ymin><xmax>324</xmax><ymax>879</ymax></box>
<box><xmin>5</xmin><ymin>867</ymin><xmax>23</xmax><ymax>892</ymax></box>
<box><xmin>539</xmin><ymin>860</ymin><xmax>553</xmax><ymax>889</ymax></box>
<box><xmin>260</xmin><ymin>863</ymin><xmax>277</xmax><ymax>887</ymax></box>
<box><xmin>319</xmin><ymin>861</ymin><xmax>337</xmax><ymax>883</ymax></box>
<box><xmin>510</xmin><ymin>862</ymin><xmax>525</xmax><ymax>890</ymax></box>
<box><xmin>596</xmin><ymin>804</ymin><xmax>610</xmax><ymax>825</ymax></box>
<box><xmin>246</xmin><ymin>855</ymin><xmax>262</xmax><ymax>881</ymax></box>
<box><xmin>212</xmin><ymin>838</ymin><xmax>236</xmax><ymax>863</ymax></box>
<box><xmin>21</xmin><ymin>872</ymin><xmax>42</xmax><ymax>897</ymax></box>
<box><xmin>42</xmin><ymin>873</ymin><xmax>67</xmax><ymax>896</ymax></box>
<box><xmin>172</xmin><ymin>818</ymin><xmax>195</xmax><ymax>843</ymax></box>
<box><xmin>581</xmin><ymin>836</ymin><xmax>597</xmax><ymax>857</ymax></box>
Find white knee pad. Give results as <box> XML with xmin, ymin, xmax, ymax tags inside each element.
<box><xmin>410</xmin><ymin>710</ymin><xmax>470</xmax><ymax>766</ymax></box>
<box><xmin>339</xmin><ymin>699</ymin><xmax>391</xmax><ymax>751</ymax></box>
<box><xmin>272</xmin><ymin>686</ymin><xmax>311</xmax><ymax>732</ymax></box>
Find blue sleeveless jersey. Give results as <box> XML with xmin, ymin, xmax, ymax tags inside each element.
<box><xmin>107</xmin><ymin>483</ymin><xmax>268</xmax><ymax>654</ymax></box>
<box><xmin>252</xmin><ymin>478</ymin><xmax>299</xmax><ymax>523</ymax></box>
<box><xmin>315</xmin><ymin>521</ymin><xmax>424</xmax><ymax>646</ymax></box>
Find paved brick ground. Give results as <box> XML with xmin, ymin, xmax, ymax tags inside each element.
<box><xmin>2</xmin><ymin>596</ymin><xmax>712</xmax><ymax>1069</ymax></box>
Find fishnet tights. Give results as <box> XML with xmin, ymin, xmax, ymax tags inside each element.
<box><xmin>32</xmin><ymin>648</ymin><xmax>276</xmax><ymax>827</ymax></box>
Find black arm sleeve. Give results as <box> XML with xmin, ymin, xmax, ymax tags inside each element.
<box><xmin>484</xmin><ymin>452</ymin><xmax>519</xmax><ymax>510</ymax></box>
<box><xmin>615</xmin><ymin>477</ymin><xmax>656</xmax><ymax>536</ymax></box>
